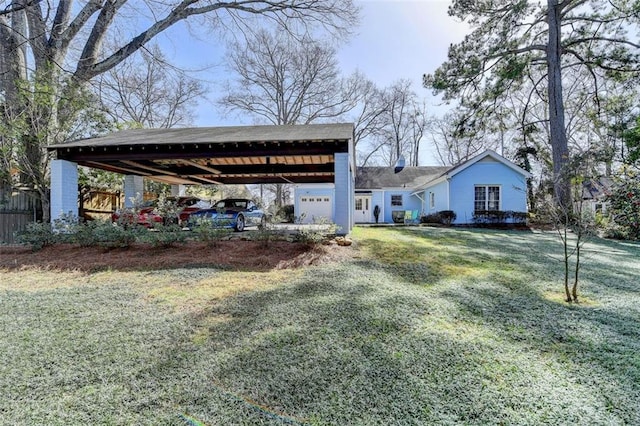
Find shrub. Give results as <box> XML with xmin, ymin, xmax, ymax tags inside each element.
<box><xmin>51</xmin><ymin>212</ymin><xmax>81</xmax><ymax>243</ymax></box>
<box><xmin>293</xmin><ymin>228</ymin><xmax>327</xmax><ymax>245</ymax></box>
<box><xmin>473</xmin><ymin>210</ymin><xmax>508</xmax><ymax>224</ymax></box>
<box><xmin>154</xmin><ymin>193</ymin><xmax>180</xmax><ymax>225</ymax></box>
<box><xmin>602</xmin><ymin>221</ymin><xmax>632</xmax><ymax>240</ymax></box>
<box><xmin>93</xmin><ymin>223</ymin><xmax>139</xmax><ymax>249</ymax></box>
<box><xmin>71</xmin><ymin>220</ymin><xmax>101</xmax><ymax>247</ymax></box>
<box><xmin>421</xmin><ymin>213</ymin><xmax>441</xmax><ymax>224</ymax></box>
<box><xmin>511</xmin><ymin>211</ymin><xmax>529</xmax><ymax>225</ymax></box>
<box><xmin>252</xmin><ymin>223</ymin><xmax>279</xmax><ymax>247</ymax></box>
<box><xmin>114</xmin><ymin>207</ymin><xmax>139</xmax><ymax>228</ymax></box>
<box><xmin>276</xmin><ymin>204</ymin><xmax>295</xmax><ymax>223</ymax></box>
<box><xmin>472</xmin><ymin>210</ymin><xmax>528</xmax><ymax>226</ymax></box>
<box><xmin>141</xmin><ymin>224</ymin><xmax>188</xmax><ymax>248</ymax></box>
<box><xmin>15</xmin><ymin>214</ymin><xmax>145</xmax><ymax>250</ymax></box>
<box><xmin>606</xmin><ymin>174</ymin><xmax>640</xmax><ymax>240</ymax></box>
<box><xmin>439</xmin><ymin>210</ymin><xmax>456</xmax><ymax>225</ymax></box>
<box><xmin>16</xmin><ymin>222</ymin><xmax>56</xmax><ymax>251</ymax></box>
<box><xmin>293</xmin><ymin>218</ymin><xmax>339</xmax><ymax>245</ymax></box>
<box><xmin>191</xmin><ymin>223</ymin><xmax>232</xmax><ymax>247</ymax></box>
<box><xmin>420</xmin><ymin>210</ymin><xmax>456</xmax><ymax>226</ymax></box>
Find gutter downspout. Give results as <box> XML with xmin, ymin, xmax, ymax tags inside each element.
<box><xmin>446</xmin><ymin>177</ymin><xmax>451</xmax><ymax>210</ymax></box>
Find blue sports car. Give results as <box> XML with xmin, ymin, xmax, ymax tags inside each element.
<box><xmin>187</xmin><ymin>198</ymin><xmax>266</xmax><ymax>232</ymax></box>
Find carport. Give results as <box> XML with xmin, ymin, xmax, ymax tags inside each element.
<box><xmin>48</xmin><ymin>123</ymin><xmax>355</xmax><ymax>234</ymax></box>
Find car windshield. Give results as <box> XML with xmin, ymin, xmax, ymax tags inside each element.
<box><xmin>216</xmin><ymin>200</ymin><xmax>247</xmax><ymax>209</ymax></box>
<box><xmin>179</xmin><ymin>199</ymin><xmax>195</xmax><ymax>206</ymax></box>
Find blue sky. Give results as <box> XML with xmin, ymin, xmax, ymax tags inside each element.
<box><xmin>338</xmin><ymin>1</ymin><xmax>468</xmax><ymax>93</ymax></box>
<box><xmin>157</xmin><ymin>0</ymin><xmax>470</xmax><ymax>164</ymax></box>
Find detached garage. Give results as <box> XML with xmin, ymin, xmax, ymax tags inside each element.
<box><xmin>295</xmin><ymin>184</ymin><xmax>334</xmax><ymax>224</ymax></box>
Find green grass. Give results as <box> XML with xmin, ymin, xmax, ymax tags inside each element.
<box><xmin>1</xmin><ymin>227</ymin><xmax>639</xmax><ymax>425</ymax></box>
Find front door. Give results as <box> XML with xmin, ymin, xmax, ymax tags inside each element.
<box><xmin>355</xmin><ymin>195</ymin><xmax>372</xmax><ymax>223</ymax></box>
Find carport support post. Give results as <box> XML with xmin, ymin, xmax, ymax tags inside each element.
<box><xmin>123</xmin><ymin>175</ymin><xmax>144</xmax><ymax>208</ymax></box>
<box><xmin>334</xmin><ymin>153</ymin><xmax>353</xmax><ymax>235</ymax></box>
<box><xmin>50</xmin><ymin>159</ymin><xmax>78</xmax><ymax>224</ymax></box>
<box><xmin>171</xmin><ymin>184</ymin><xmax>186</xmax><ymax>196</ymax></box>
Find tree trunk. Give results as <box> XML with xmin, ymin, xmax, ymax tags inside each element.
<box><xmin>547</xmin><ymin>0</ymin><xmax>571</xmax><ymax>210</ymax></box>
<box><xmin>275</xmin><ymin>185</ymin><xmax>283</xmax><ymax>209</ymax></box>
<box><xmin>572</xmin><ymin>244</ymin><xmax>580</xmax><ymax>303</ymax></box>
<box><xmin>563</xmin><ymin>226</ymin><xmax>572</xmax><ymax>302</ymax></box>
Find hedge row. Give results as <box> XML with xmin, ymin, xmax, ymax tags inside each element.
<box><xmin>472</xmin><ymin>210</ymin><xmax>529</xmax><ymax>225</ymax></box>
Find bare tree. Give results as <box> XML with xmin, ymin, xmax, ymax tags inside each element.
<box><xmin>0</xmin><ymin>0</ymin><xmax>358</xmax><ymax>221</ymax></box>
<box><xmin>348</xmin><ymin>77</ymin><xmax>387</xmax><ymax>166</ymax></box>
<box><xmin>540</xmin><ymin>153</ymin><xmax>599</xmax><ymax>303</ymax></box>
<box><xmin>360</xmin><ymin>80</ymin><xmax>429</xmax><ymax>167</ymax></box>
<box><xmin>219</xmin><ymin>29</ymin><xmax>362</xmax><ymax>125</ymax></box>
<box><xmin>95</xmin><ymin>44</ymin><xmax>207</xmax><ymax>128</ymax></box>
<box><xmin>428</xmin><ymin>114</ymin><xmax>485</xmax><ymax>166</ymax></box>
<box><xmin>0</xmin><ymin>0</ymin><xmax>40</xmax><ymax>16</ymax></box>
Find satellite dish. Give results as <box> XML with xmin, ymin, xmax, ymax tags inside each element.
<box><xmin>394</xmin><ymin>154</ymin><xmax>406</xmax><ymax>174</ymax></box>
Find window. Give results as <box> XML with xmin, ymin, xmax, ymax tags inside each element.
<box><xmin>391</xmin><ymin>195</ymin><xmax>403</xmax><ymax>206</ymax></box>
<box><xmin>429</xmin><ymin>192</ymin><xmax>435</xmax><ymax>209</ymax></box>
<box><xmin>474</xmin><ymin>186</ymin><xmax>500</xmax><ymax>211</ymax></box>
<box><xmin>355</xmin><ymin>198</ymin><xmax>362</xmax><ymax>210</ymax></box>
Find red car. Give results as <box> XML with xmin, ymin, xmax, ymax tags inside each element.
<box><xmin>112</xmin><ymin>197</ymin><xmax>210</xmax><ymax>228</ymax></box>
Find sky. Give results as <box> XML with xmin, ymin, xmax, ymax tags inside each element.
<box><xmin>159</xmin><ymin>0</ymin><xmax>471</xmax><ymax>165</ymax></box>
<box><xmin>337</xmin><ymin>1</ymin><xmax>469</xmax><ymax>95</ymax></box>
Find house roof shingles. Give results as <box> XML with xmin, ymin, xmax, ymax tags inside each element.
<box><xmin>355</xmin><ymin>166</ymin><xmax>451</xmax><ymax>189</ymax></box>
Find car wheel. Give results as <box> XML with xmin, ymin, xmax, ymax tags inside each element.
<box><xmin>235</xmin><ymin>214</ymin><xmax>245</xmax><ymax>232</ymax></box>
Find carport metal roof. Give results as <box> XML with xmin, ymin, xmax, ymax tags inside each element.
<box><xmin>49</xmin><ymin>123</ymin><xmax>354</xmax><ymax>185</ymax></box>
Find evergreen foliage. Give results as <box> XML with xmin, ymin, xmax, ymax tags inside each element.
<box><xmin>606</xmin><ymin>171</ymin><xmax>640</xmax><ymax>240</ymax></box>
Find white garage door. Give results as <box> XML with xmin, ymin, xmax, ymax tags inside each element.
<box><xmin>298</xmin><ymin>196</ymin><xmax>332</xmax><ymax>224</ymax></box>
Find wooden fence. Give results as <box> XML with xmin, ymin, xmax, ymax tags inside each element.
<box><xmin>0</xmin><ymin>186</ymin><xmax>39</xmax><ymax>244</ymax></box>
<box><xmin>1</xmin><ymin>187</ymin><xmax>158</xmax><ymax>244</ymax></box>
<box><xmin>80</xmin><ymin>188</ymin><xmax>122</xmax><ymax>221</ymax></box>
<box><xmin>80</xmin><ymin>189</ymin><xmax>155</xmax><ymax>221</ymax></box>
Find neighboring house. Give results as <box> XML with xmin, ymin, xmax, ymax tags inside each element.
<box><xmin>580</xmin><ymin>177</ymin><xmax>612</xmax><ymax>215</ymax></box>
<box><xmin>294</xmin><ymin>150</ymin><xmax>531</xmax><ymax>225</ymax></box>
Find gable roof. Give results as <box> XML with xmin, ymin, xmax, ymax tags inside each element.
<box><xmin>356</xmin><ymin>150</ymin><xmax>532</xmax><ymax>192</ymax></box>
<box><xmin>356</xmin><ymin>166</ymin><xmax>451</xmax><ymax>189</ymax></box>
<box><xmin>582</xmin><ymin>177</ymin><xmax>613</xmax><ymax>200</ymax></box>
<box><xmin>413</xmin><ymin>149</ymin><xmax>532</xmax><ymax>192</ymax></box>
<box><xmin>445</xmin><ymin>149</ymin><xmax>532</xmax><ymax>179</ymax></box>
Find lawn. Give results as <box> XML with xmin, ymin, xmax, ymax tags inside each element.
<box><xmin>1</xmin><ymin>227</ymin><xmax>639</xmax><ymax>425</ymax></box>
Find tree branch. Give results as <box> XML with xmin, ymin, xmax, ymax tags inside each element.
<box><xmin>0</xmin><ymin>0</ymin><xmax>42</xmax><ymax>16</ymax></box>
<box><xmin>565</xmin><ymin>36</ymin><xmax>640</xmax><ymax>50</ymax></box>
